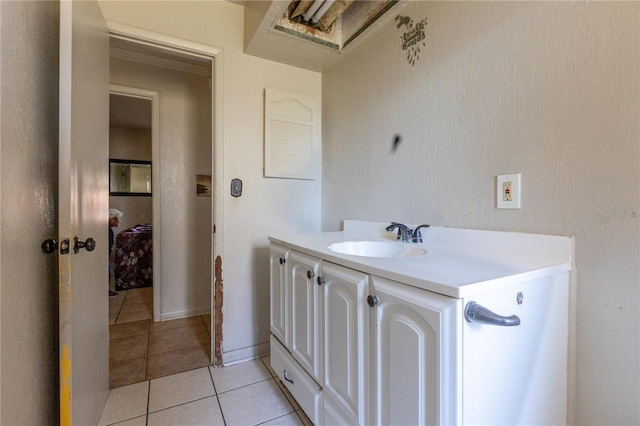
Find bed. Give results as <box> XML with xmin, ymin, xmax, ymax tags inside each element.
<box><xmin>114</xmin><ymin>223</ymin><xmax>153</xmax><ymax>290</ymax></box>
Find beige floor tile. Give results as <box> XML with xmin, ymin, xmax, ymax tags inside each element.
<box><xmin>148</xmin><ymin>323</ymin><xmax>209</xmax><ymax>355</ymax></box>
<box><xmin>98</xmin><ymin>381</ymin><xmax>149</xmax><ymax>426</ymax></box>
<box><xmin>210</xmin><ymin>358</ymin><xmax>272</xmax><ymax>393</ymax></box>
<box><xmin>148</xmin><ymin>367</ymin><xmax>215</xmax><ymax>413</ymax></box>
<box><xmin>202</xmin><ymin>313</ymin><xmax>212</xmax><ymax>335</ymax></box>
<box><xmin>149</xmin><ymin>316</ymin><xmax>204</xmax><ymax>333</ymax></box>
<box><xmin>124</xmin><ymin>287</ymin><xmax>153</xmax><ymax>302</ymax></box>
<box><xmin>110</xmin><ymin>415</ymin><xmax>147</xmax><ymax>426</ymax></box>
<box><xmin>261</xmin><ymin>412</ymin><xmax>305</xmax><ymax>426</ymax></box>
<box><xmin>120</xmin><ymin>301</ymin><xmax>152</xmax><ymax>315</ymax></box>
<box><xmin>110</xmin><ymin>319</ymin><xmax>150</xmax><ymax>340</ymax></box>
<box><xmin>116</xmin><ymin>307</ymin><xmax>153</xmax><ymax>323</ymax></box>
<box><xmin>110</xmin><ymin>357</ymin><xmax>147</xmax><ymax>389</ymax></box>
<box><xmin>146</xmin><ymin>345</ymin><xmax>211</xmax><ymax>381</ymax></box>
<box><xmin>109</xmin><ymin>293</ymin><xmax>126</xmax><ymax>314</ymax></box>
<box><xmin>147</xmin><ymin>396</ymin><xmax>224</xmax><ymax>426</ymax></box>
<box><xmin>110</xmin><ymin>334</ymin><xmax>148</xmax><ymax>364</ymax></box>
<box><xmin>218</xmin><ymin>379</ymin><xmax>294</xmax><ymax>426</ymax></box>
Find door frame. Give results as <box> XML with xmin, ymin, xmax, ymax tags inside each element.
<box><xmin>107</xmin><ymin>22</ymin><xmax>224</xmax><ymax>358</ymax></box>
<box><xmin>109</xmin><ymin>85</ymin><xmax>161</xmax><ymax>320</ymax></box>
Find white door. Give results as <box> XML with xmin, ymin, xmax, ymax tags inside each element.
<box><xmin>370</xmin><ymin>276</ymin><xmax>459</xmax><ymax>426</ymax></box>
<box><xmin>289</xmin><ymin>251</ymin><xmax>322</xmax><ymax>382</ymax></box>
<box><xmin>58</xmin><ymin>1</ymin><xmax>110</xmax><ymax>425</ymax></box>
<box><xmin>322</xmin><ymin>262</ymin><xmax>370</xmax><ymax>425</ymax></box>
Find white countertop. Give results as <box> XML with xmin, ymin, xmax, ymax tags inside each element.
<box><xmin>268</xmin><ymin>221</ymin><xmax>573</xmax><ymax>299</ymax></box>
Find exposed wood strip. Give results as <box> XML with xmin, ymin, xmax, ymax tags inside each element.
<box><xmin>213</xmin><ymin>255</ymin><xmax>224</xmax><ymax>366</ymax></box>
<box><xmin>291</xmin><ymin>0</ymin><xmax>314</xmax><ymax>19</ymax></box>
<box><xmin>317</xmin><ymin>0</ymin><xmax>354</xmax><ymax>31</ymax></box>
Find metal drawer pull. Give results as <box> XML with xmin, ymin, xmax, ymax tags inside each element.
<box><xmin>464</xmin><ymin>301</ymin><xmax>520</xmax><ymax>326</ymax></box>
<box><xmin>283</xmin><ymin>370</ymin><xmax>294</xmax><ymax>384</ymax></box>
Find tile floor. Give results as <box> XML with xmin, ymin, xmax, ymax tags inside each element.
<box><xmin>98</xmin><ymin>357</ymin><xmax>312</xmax><ymax>426</ymax></box>
<box><xmin>109</xmin><ymin>287</ymin><xmax>212</xmax><ymax>388</ymax></box>
<box><xmin>105</xmin><ymin>287</ymin><xmax>308</xmax><ymax>425</ymax></box>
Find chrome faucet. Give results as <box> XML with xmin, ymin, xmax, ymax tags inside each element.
<box><xmin>386</xmin><ymin>222</ymin><xmax>430</xmax><ymax>243</ymax></box>
<box><xmin>385</xmin><ymin>222</ymin><xmax>413</xmax><ymax>243</ymax></box>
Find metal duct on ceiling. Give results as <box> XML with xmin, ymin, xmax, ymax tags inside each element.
<box><xmin>289</xmin><ymin>0</ymin><xmax>356</xmax><ymax>32</ymax></box>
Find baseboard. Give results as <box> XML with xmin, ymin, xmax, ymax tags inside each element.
<box><xmin>159</xmin><ymin>306</ymin><xmax>210</xmax><ymax>321</ymax></box>
<box><xmin>220</xmin><ymin>342</ymin><xmax>270</xmax><ymax>367</ymax></box>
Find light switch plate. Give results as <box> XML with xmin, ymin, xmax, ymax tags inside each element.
<box><xmin>497</xmin><ymin>173</ymin><xmax>521</xmax><ymax>209</ymax></box>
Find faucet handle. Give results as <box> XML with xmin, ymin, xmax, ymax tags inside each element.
<box><xmin>412</xmin><ymin>224</ymin><xmax>430</xmax><ymax>243</ymax></box>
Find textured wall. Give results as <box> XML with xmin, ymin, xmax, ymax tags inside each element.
<box><xmin>0</xmin><ymin>1</ymin><xmax>60</xmax><ymax>423</ymax></box>
<box><xmin>322</xmin><ymin>2</ymin><xmax>639</xmax><ymax>424</ymax></box>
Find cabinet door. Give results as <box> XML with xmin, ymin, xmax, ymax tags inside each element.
<box><xmin>269</xmin><ymin>244</ymin><xmax>289</xmax><ymax>347</ymax></box>
<box><xmin>322</xmin><ymin>262</ymin><xmax>370</xmax><ymax>425</ymax></box>
<box><xmin>290</xmin><ymin>251</ymin><xmax>323</xmax><ymax>382</ymax></box>
<box><xmin>370</xmin><ymin>277</ymin><xmax>460</xmax><ymax>426</ymax></box>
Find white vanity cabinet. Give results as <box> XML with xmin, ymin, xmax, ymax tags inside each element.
<box><xmin>269</xmin><ymin>244</ymin><xmax>457</xmax><ymax>425</ymax></box>
<box><xmin>270</xmin><ymin>223</ymin><xmax>572</xmax><ymax>426</ymax></box>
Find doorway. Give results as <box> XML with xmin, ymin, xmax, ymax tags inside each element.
<box><xmin>108</xmin><ymin>88</ymin><xmax>158</xmax><ymax>323</ymax></box>
<box><xmin>106</xmin><ymin>23</ymin><xmax>222</xmax><ymax>385</ymax></box>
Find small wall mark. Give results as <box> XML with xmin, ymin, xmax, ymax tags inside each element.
<box><xmin>213</xmin><ymin>255</ymin><xmax>224</xmax><ymax>366</ymax></box>
<box><xmin>396</xmin><ymin>15</ymin><xmax>427</xmax><ymax>66</ymax></box>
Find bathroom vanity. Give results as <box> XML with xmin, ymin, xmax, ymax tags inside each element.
<box><xmin>269</xmin><ymin>220</ymin><xmax>573</xmax><ymax>425</ymax></box>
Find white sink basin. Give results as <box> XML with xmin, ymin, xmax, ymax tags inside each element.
<box><xmin>328</xmin><ymin>240</ymin><xmax>427</xmax><ymax>258</ymax></box>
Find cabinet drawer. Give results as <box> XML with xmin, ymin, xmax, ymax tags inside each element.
<box><xmin>270</xmin><ymin>335</ymin><xmax>322</xmax><ymax>425</ymax></box>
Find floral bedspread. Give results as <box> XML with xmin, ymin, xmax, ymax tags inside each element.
<box><xmin>114</xmin><ymin>224</ymin><xmax>152</xmax><ymax>290</ymax></box>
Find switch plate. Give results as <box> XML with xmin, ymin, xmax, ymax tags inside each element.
<box><xmin>497</xmin><ymin>173</ymin><xmax>521</xmax><ymax>209</ymax></box>
<box><xmin>231</xmin><ymin>178</ymin><xmax>242</xmax><ymax>197</ymax></box>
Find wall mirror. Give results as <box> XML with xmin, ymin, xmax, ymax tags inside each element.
<box><xmin>110</xmin><ymin>159</ymin><xmax>152</xmax><ymax>196</ymax></box>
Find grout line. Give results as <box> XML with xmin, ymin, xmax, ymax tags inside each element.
<box><xmin>145</xmin><ymin>380</ymin><xmax>151</xmax><ymax>424</ymax></box>
<box><xmin>214</xmin><ymin>376</ymin><xmax>274</xmax><ymax>395</ymax></box>
<box><xmin>254</xmin><ymin>410</ymin><xmax>298</xmax><ymax>426</ymax></box>
<box><xmin>208</xmin><ymin>365</ymin><xmax>228</xmax><ymax>425</ymax></box>
<box><xmin>144</xmin><ymin>318</ymin><xmax>151</xmax><ymax>381</ymax></box>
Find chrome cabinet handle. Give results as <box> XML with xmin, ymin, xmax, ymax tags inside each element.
<box><xmin>306</xmin><ymin>270</ymin><xmax>315</xmax><ymax>279</ymax></box>
<box><xmin>283</xmin><ymin>370</ymin><xmax>294</xmax><ymax>384</ymax></box>
<box><xmin>464</xmin><ymin>301</ymin><xmax>520</xmax><ymax>326</ymax></box>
